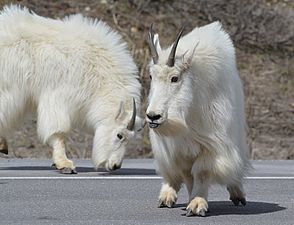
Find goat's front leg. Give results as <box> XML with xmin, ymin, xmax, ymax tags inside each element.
<box><xmin>158</xmin><ymin>178</ymin><xmax>182</xmax><ymax>208</ymax></box>
<box><xmin>186</xmin><ymin>169</ymin><xmax>210</xmax><ymax>217</ymax></box>
<box><xmin>48</xmin><ymin>134</ymin><xmax>77</xmax><ymax>174</ymax></box>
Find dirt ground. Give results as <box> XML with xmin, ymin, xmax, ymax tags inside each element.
<box><xmin>0</xmin><ymin>0</ymin><xmax>293</xmax><ymax>160</ymax></box>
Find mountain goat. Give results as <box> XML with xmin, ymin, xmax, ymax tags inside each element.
<box><xmin>146</xmin><ymin>22</ymin><xmax>250</xmax><ymax>216</ymax></box>
<box><xmin>0</xmin><ymin>5</ymin><xmax>141</xmax><ymax>173</ymax></box>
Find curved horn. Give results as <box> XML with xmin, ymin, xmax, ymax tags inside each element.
<box><xmin>127</xmin><ymin>98</ymin><xmax>136</xmax><ymax>131</ymax></box>
<box><xmin>166</xmin><ymin>25</ymin><xmax>185</xmax><ymax>67</ymax></box>
<box><xmin>148</xmin><ymin>23</ymin><xmax>159</xmax><ymax>64</ymax></box>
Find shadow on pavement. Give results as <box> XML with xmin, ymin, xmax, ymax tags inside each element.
<box><xmin>0</xmin><ymin>166</ymin><xmax>55</xmax><ymax>171</ymax></box>
<box><xmin>205</xmin><ymin>201</ymin><xmax>286</xmax><ymax>216</ymax></box>
<box><xmin>154</xmin><ymin>201</ymin><xmax>286</xmax><ymax>217</ymax></box>
<box><xmin>177</xmin><ymin>201</ymin><xmax>286</xmax><ymax>217</ymax></box>
<box><xmin>0</xmin><ymin>166</ymin><xmax>157</xmax><ymax>175</ymax></box>
<box><xmin>106</xmin><ymin>168</ymin><xmax>157</xmax><ymax>175</ymax></box>
<box><xmin>71</xmin><ymin>167</ymin><xmax>157</xmax><ymax>175</ymax></box>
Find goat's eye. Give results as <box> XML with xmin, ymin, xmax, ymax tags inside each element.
<box><xmin>149</xmin><ymin>75</ymin><xmax>152</xmax><ymax>80</ymax></box>
<box><xmin>117</xmin><ymin>133</ymin><xmax>123</xmax><ymax>140</ymax></box>
<box><xmin>171</xmin><ymin>76</ymin><xmax>178</xmax><ymax>83</ymax></box>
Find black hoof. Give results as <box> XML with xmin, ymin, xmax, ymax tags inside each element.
<box><xmin>231</xmin><ymin>197</ymin><xmax>246</xmax><ymax>206</ymax></box>
<box><xmin>60</xmin><ymin>167</ymin><xmax>77</xmax><ymax>174</ymax></box>
<box><xmin>186</xmin><ymin>209</ymin><xmax>194</xmax><ymax>217</ymax></box>
<box><xmin>240</xmin><ymin>197</ymin><xmax>247</xmax><ymax>206</ymax></box>
<box><xmin>158</xmin><ymin>200</ymin><xmax>165</xmax><ymax>208</ymax></box>
<box><xmin>198</xmin><ymin>209</ymin><xmax>206</xmax><ymax>217</ymax></box>
<box><xmin>232</xmin><ymin>198</ymin><xmax>240</xmax><ymax>206</ymax></box>
<box><xmin>166</xmin><ymin>201</ymin><xmax>175</xmax><ymax>208</ymax></box>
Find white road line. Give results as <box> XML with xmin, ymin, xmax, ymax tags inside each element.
<box><xmin>246</xmin><ymin>177</ymin><xmax>294</xmax><ymax>180</ymax></box>
<box><xmin>0</xmin><ymin>176</ymin><xmax>294</xmax><ymax>180</ymax></box>
<box><xmin>0</xmin><ymin>176</ymin><xmax>162</xmax><ymax>180</ymax></box>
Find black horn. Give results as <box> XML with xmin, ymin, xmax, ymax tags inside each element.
<box><xmin>166</xmin><ymin>25</ymin><xmax>185</xmax><ymax>67</ymax></box>
<box><xmin>127</xmin><ymin>98</ymin><xmax>136</xmax><ymax>131</ymax></box>
<box><xmin>148</xmin><ymin>23</ymin><xmax>159</xmax><ymax>64</ymax></box>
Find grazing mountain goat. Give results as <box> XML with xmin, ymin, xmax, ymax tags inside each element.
<box><xmin>0</xmin><ymin>6</ymin><xmax>141</xmax><ymax>173</ymax></box>
<box><xmin>146</xmin><ymin>22</ymin><xmax>250</xmax><ymax>216</ymax></box>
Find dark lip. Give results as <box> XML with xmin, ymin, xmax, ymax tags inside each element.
<box><xmin>148</xmin><ymin>122</ymin><xmax>160</xmax><ymax>128</ymax></box>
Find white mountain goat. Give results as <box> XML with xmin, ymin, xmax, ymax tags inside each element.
<box><xmin>146</xmin><ymin>22</ymin><xmax>250</xmax><ymax>216</ymax></box>
<box><xmin>0</xmin><ymin>5</ymin><xmax>141</xmax><ymax>173</ymax></box>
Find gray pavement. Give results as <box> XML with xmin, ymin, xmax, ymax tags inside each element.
<box><xmin>0</xmin><ymin>159</ymin><xmax>293</xmax><ymax>225</ymax></box>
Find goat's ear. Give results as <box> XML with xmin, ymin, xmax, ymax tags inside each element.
<box><xmin>115</xmin><ymin>101</ymin><xmax>125</xmax><ymax>121</ymax></box>
<box><xmin>181</xmin><ymin>41</ymin><xmax>199</xmax><ymax>69</ymax></box>
<box><xmin>153</xmin><ymin>33</ymin><xmax>162</xmax><ymax>53</ymax></box>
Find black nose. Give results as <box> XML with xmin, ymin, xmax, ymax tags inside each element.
<box><xmin>147</xmin><ymin>112</ymin><xmax>161</xmax><ymax>121</ymax></box>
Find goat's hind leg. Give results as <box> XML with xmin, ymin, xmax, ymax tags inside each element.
<box><xmin>0</xmin><ymin>137</ymin><xmax>8</xmax><ymax>154</ymax></box>
<box><xmin>0</xmin><ymin>90</ymin><xmax>27</xmax><ymax>155</ymax></box>
<box><xmin>227</xmin><ymin>183</ymin><xmax>246</xmax><ymax>206</ymax></box>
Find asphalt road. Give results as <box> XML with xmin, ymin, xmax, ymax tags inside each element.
<box><xmin>0</xmin><ymin>159</ymin><xmax>293</xmax><ymax>225</ymax></box>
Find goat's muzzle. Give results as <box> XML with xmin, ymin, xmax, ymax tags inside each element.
<box><xmin>146</xmin><ymin>112</ymin><xmax>163</xmax><ymax>129</ymax></box>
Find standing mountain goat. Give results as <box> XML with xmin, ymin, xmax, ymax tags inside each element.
<box><xmin>146</xmin><ymin>22</ymin><xmax>250</xmax><ymax>216</ymax></box>
<box><xmin>0</xmin><ymin>6</ymin><xmax>141</xmax><ymax>173</ymax></box>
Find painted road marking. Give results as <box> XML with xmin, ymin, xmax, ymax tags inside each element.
<box><xmin>0</xmin><ymin>176</ymin><xmax>294</xmax><ymax>180</ymax></box>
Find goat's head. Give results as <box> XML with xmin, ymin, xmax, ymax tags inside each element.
<box><xmin>92</xmin><ymin>98</ymin><xmax>141</xmax><ymax>171</ymax></box>
<box><xmin>146</xmin><ymin>24</ymin><xmax>198</xmax><ymax>130</ymax></box>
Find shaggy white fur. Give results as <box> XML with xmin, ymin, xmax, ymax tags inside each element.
<box><xmin>0</xmin><ymin>5</ymin><xmax>141</xmax><ymax>172</ymax></box>
<box><xmin>147</xmin><ymin>22</ymin><xmax>251</xmax><ymax>216</ymax></box>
